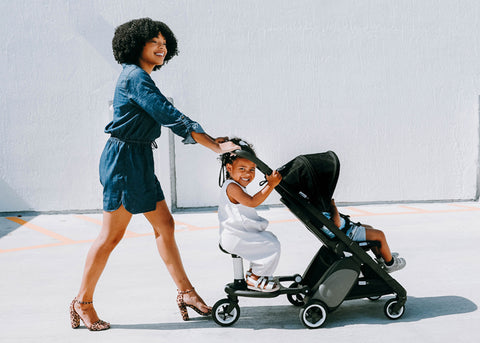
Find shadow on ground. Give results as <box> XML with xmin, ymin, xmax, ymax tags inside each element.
<box><xmin>0</xmin><ymin>215</ymin><xmax>38</xmax><ymax>239</ymax></box>
<box><xmin>111</xmin><ymin>295</ymin><xmax>477</xmax><ymax>330</ymax></box>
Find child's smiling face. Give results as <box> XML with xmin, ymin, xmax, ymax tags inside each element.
<box><xmin>226</xmin><ymin>157</ymin><xmax>256</xmax><ymax>187</ymax></box>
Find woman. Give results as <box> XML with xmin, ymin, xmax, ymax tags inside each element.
<box><xmin>70</xmin><ymin>18</ymin><xmax>238</xmax><ymax>331</ymax></box>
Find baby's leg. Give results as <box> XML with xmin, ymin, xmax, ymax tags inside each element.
<box><xmin>364</xmin><ymin>225</ymin><xmax>392</xmax><ymax>262</ymax></box>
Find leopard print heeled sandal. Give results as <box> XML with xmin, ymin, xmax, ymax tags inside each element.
<box><xmin>176</xmin><ymin>288</ymin><xmax>212</xmax><ymax>321</ymax></box>
<box><xmin>69</xmin><ymin>298</ymin><xmax>111</xmax><ymax>331</ymax></box>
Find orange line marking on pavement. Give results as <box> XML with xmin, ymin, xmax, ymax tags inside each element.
<box><xmin>397</xmin><ymin>204</ymin><xmax>480</xmax><ymax>214</ymax></box>
<box><xmin>5</xmin><ymin>217</ymin><xmax>76</xmax><ymax>244</ymax></box>
<box><xmin>122</xmin><ymin>231</ymin><xmax>142</xmax><ymax>238</ymax></box>
<box><xmin>76</xmin><ymin>215</ymin><xmax>206</xmax><ymax>234</ymax></box>
<box><xmin>344</xmin><ymin>207</ymin><xmax>376</xmax><ymax>215</ymax></box>
<box><xmin>397</xmin><ymin>205</ymin><xmax>429</xmax><ymax>213</ymax></box>
<box><xmin>448</xmin><ymin>203</ymin><xmax>480</xmax><ymax>210</ymax></box>
<box><xmin>174</xmin><ymin>220</ymin><xmax>214</xmax><ymax>231</ymax></box>
<box><xmin>177</xmin><ymin>218</ymin><xmax>301</xmax><ymax>231</ymax></box>
<box><xmin>270</xmin><ymin>218</ymin><xmax>300</xmax><ymax>224</ymax></box>
<box><xmin>74</xmin><ymin>214</ymin><xmax>102</xmax><ymax>225</ymax></box>
<box><xmin>344</xmin><ymin>204</ymin><xmax>480</xmax><ymax>217</ymax></box>
<box><xmin>74</xmin><ymin>215</ymin><xmax>142</xmax><ymax>237</ymax></box>
<box><xmin>2</xmin><ymin>203</ymin><xmax>480</xmax><ymax>254</ymax></box>
<box><xmin>124</xmin><ymin>232</ymin><xmax>154</xmax><ymax>238</ymax></box>
<box><xmin>0</xmin><ymin>240</ymin><xmax>95</xmax><ymax>254</ymax></box>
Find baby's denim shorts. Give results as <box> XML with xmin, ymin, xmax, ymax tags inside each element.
<box><xmin>321</xmin><ymin>212</ymin><xmax>367</xmax><ymax>242</ymax></box>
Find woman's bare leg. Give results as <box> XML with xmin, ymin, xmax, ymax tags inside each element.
<box><xmin>75</xmin><ymin>204</ymin><xmax>132</xmax><ymax>325</ymax></box>
<box><xmin>143</xmin><ymin>200</ymin><xmax>210</xmax><ymax>312</ymax></box>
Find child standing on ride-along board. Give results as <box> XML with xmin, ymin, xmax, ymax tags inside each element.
<box><xmin>217</xmin><ymin>139</ymin><xmax>282</xmax><ymax>292</ymax></box>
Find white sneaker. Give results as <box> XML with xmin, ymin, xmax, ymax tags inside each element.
<box><xmin>375</xmin><ymin>252</ymin><xmax>399</xmax><ymax>265</ymax></box>
<box><xmin>384</xmin><ymin>256</ymin><xmax>406</xmax><ymax>273</ymax></box>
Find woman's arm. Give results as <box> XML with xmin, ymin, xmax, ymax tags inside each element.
<box><xmin>227</xmin><ymin>171</ymin><xmax>282</xmax><ymax>208</ymax></box>
<box><xmin>126</xmin><ymin>70</ymin><xmax>225</xmax><ymax>146</ymax></box>
<box><xmin>191</xmin><ymin>132</ymin><xmax>239</xmax><ymax>154</ymax></box>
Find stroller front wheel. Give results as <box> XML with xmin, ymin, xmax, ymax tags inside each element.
<box><xmin>212</xmin><ymin>298</ymin><xmax>240</xmax><ymax>327</ymax></box>
<box><xmin>384</xmin><ymin>298</ymin><xmax>405</xmax><ymax>320</ymax></box>
<box><xmin>299</xmin><ymin>300</ymin><xmax>328</xmax><ymax>329</ymax></box>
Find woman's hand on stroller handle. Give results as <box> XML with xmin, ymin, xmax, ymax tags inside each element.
<box><xmin>218</xmin><ymin>138</ymin><xmax>250</xmax><ymax>154</ymax></box>
<box><xmin>218</xmin><ymin>141</ymin><xmax>241</xmax><ymax>153</ymax></box>
<box><xmin>214</xmin><ymin>136</ymin><xmax>229</xmax><ymax>144</ymax></box>
<box><xmin>190</xmin><ymin>133</ymin><xmax>240</xmax><ymax>154</ymax></box>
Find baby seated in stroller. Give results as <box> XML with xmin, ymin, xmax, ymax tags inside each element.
<box><xmin>276</xmin><ymin>150</ymin><xmax>406</xmax><ymax>274</ymax></box>
<box><xmin>322</xmin><ymin>199</ymin><xmax>406</xmax><ymax>273</ymax></box>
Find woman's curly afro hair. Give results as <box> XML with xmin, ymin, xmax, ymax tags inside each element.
<box><xmin>112</xmin><ymin>18</ymin><xmax>179</xmax><ymax>71</ymax></box>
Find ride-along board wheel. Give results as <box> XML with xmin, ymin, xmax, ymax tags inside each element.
<box><xmin>384</xmin><ymin>298</ymin><xmax>405</xmax><ymax>320</ymax></box>
<box><xmin>299</xmin><ymin>300</ymin><xmax>328</xmax><ymax>329</ymax></box>
<box><xmin>287</xmin><ymin>282</ymin><xmax>305</xmax><ymax>307</ymax></box>
<box><xmin>212</xmin><ymin>298</ymin><xmax>241</xmax><ymax>327</ymax></box>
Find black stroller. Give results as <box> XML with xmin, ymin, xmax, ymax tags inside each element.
<box><xmin>212</xmin><ymin>147</ymin><xmax>407</xmax><ymax>328</ymax></box>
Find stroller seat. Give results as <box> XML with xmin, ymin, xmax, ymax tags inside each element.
<box><xmin>218</xmin><ymin>244</ymin><xmax>247</xmax><ymax>288</ymax></box>
<box><xmin>218</xmin><ymin>243</ymin><xmax>235</xmax><ymax>256</ymax></box>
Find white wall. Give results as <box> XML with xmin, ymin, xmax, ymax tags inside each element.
<box><xmin>1</xmin><ymin>0</ymin><xmax>479</xmax><ymax>213</ymax></box>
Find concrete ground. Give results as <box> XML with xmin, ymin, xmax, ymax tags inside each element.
<box><xmin>0</xmin><ymin>201</ymin><xmax>479</xmax><ymax>342</ymax></box>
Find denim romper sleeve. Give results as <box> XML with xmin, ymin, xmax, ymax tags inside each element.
<box><xmin>127</xmin><ymin>67</ymin><xmax>205</xmax><ymax>143</ymax></box>
<box><xmin>99</xmin><ymin>64</ymin><xmax>205</xmax><ymax>214</ymax></box>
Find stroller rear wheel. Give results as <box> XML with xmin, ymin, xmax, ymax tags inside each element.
<box><xmin>299</xmin><ymin>300</ymin><xmax>328</xmax><ymax>329</ymax></box>
<box><xmin>212</xmin><ymin>298</ymin><xmax>240</xmax><ymax>327</ymax></box>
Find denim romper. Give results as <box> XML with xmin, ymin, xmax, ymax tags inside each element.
<box><xmin>99</xmin><ymin>64</ymin><xmax>205</xmax><ymax>214</ymax></box>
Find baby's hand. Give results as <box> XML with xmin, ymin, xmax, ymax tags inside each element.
<box><xmin>266</xmin><ymin>170</ymin><xmax>282</xmax><ymax>187</ymax></box>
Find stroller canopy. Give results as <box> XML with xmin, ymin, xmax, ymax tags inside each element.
<box><xmin>277</xmin><ymin>151</ymin><xmax>340</xmax><ymax>212</ymax></box>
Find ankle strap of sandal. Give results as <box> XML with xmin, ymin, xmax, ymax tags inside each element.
<box><xmin>177</xmin><ymin>288</ymin><xmax>195</xmax><ymax>295</ymax></box>
<box><xmin>76</xmin><ymin>299</ymin><xmax>93</xmax><ymax>305</ymax></box>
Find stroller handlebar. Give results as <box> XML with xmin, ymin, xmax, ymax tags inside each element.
<box><xmin>234</xmin><ymin>149</ymin><xmax>273</xmax><ymax>176</ymax></box>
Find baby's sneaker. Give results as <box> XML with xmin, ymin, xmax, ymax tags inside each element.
<box><xmin>384</xmin><ymin>255</ymin><xmax>406</xmax><ymax>273</ymax></box>
<box><xmin>376</xmin><ymin>252</ymin><xmax>399</xmax><ymax>265</ymax></box>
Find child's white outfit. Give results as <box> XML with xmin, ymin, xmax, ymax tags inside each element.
<box><xmin>218</xmin><ymin>180</ymin><xmax>281</xmax><ymax>276</ymax></box>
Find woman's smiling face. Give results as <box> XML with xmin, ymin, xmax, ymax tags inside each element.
<box><xmin>227</xmin><ymin>158</ymin><xmax>256</xmax><ymax>187</ymax></box>
<box><xmin>139</xmin><ymin>33</ymin><xmax>167</xmax><ymax>72</ymax></box>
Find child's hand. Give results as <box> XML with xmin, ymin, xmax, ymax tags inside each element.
<box><xmin>266</xmin><ymin>170</ymin><xmax>282</xmax><ymax>188</ymax></box>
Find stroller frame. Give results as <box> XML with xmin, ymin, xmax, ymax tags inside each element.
<box><xmin>212</xmin><ymin>149</ymin><xmax>407</xmax><ymax>328</ymax></box>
